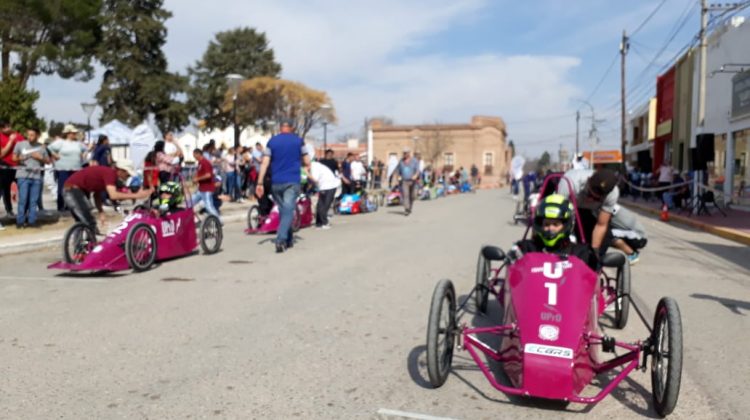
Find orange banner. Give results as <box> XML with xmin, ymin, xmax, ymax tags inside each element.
<box><xmin>582</xmin><ymin>150</ymin><xmax>622</xmax><ymax>164</ymax></box>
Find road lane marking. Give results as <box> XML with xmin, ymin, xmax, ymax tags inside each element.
<box><xmin>377</xmin><ymin>408</ymin><xmax>458</xmax><ymax>420</ymax></box>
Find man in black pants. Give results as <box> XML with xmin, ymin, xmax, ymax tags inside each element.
<box><xmin>0</xmin><ymin>121</ymin><xmax>21</xmax><ymax>217</ymax></box>
<box><xmin>307</xmin><ymin>160</ymin><xmax>340</xmax><ymax>229</ymax></box>
<box><xmin>63</xmin><ymin>160</ymin><xmax>153</xmax><ymax>234</ymax></box>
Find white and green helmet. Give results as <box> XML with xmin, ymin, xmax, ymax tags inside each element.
<box><xmin>533</xmin><ymin>194</ymin><xmax>575</xmax><ymax>248</ymax></box>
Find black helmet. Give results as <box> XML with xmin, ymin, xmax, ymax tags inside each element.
<box><xmin>533</xmin><ymin>194</ymin><xmax>575</xmax><ymax>248</ymax></box>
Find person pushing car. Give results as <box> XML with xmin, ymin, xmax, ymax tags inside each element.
<box><xmin>63</xmin><ymin>160</ymin><xmax>153</xmax><ymax>234</ymax></box>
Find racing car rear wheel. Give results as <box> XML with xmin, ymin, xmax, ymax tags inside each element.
<box><xmin>247</xmin><ymin>205</ymin><xmax>260</xmax><ymax>230</ymax></box>
<box><xmin>475</xmin><ymin>251</ymin><xmax>490</xmax><ymax>313</ymax></box>
<box><xmin>125</xmin><ymin>223</ymin><xmax>157</xmax><ymax>272</ymax></box>
<box><xmin>613</xmin><ymin>258</ymin><xmax>631</xmax><ymax>329</ymax></box>
<box><xmin>63</xmin><ymin>222</ymin><xmax>97</xmax><ymax>264</ymax></box>
<box><xmin>650</xmin><ymin>297</ymin><xmax>683</xmax><ymax>417</ymax></box>
<box><xmin>426</xmin><ymin>279</ymin><xmax>456</xmax><ymax>388</ymax></box>
<box><xmin>200</xmin><ymin>215</ymin><xmax>223</xmax><ymax>254</ymax></box>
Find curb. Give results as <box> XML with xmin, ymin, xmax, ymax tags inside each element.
<box><xmin>0</xmin><ymin>211</ymin><xmax>248</xmax><ymax>258</ymax></box>
<box><xmin>623</xmin><ymin>201</ymin><xmax>750</xmax><ymax>247</ymax></box>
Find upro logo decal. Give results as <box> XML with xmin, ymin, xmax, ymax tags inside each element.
<box><xmin>524</xmin><ymin>343</ymin><xmax>574</xmax><ymax>359</ymax></box>
<box><xmin>530</xmin><ymin>261</ymin><xmax>572</xmax><ymax>279</ymax></box>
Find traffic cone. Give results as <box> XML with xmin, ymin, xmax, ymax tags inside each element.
<box><xmin>660</xmin><ymin>203</ymin><xmax>669</xmax><ymax>222</ymax></box>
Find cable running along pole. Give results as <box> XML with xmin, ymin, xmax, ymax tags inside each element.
<box><xmin>620</xmin><ymin>29</ymin><xmax>629</xmax><ymax>175</ymax></box>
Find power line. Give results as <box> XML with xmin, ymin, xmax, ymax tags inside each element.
<box><xmin>584</xmin><ymin>52</ymin><xmax>620</xmax><ymax>103</ymax></box>
<box><xmin>630</xmin><ymin>0</ymin><xmax>670</xmax><ymax>37</ymax></box>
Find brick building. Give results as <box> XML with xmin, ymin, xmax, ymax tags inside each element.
<box><xmin>370</xmin><ymin>116</ymin><xmax>511</xmax><ymax>186</ymax></box>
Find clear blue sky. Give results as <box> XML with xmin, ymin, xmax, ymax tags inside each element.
<box><xmin>30</xmin><ymin>0</ymin><xmax>728</xmax><ymax>158</ymax></box>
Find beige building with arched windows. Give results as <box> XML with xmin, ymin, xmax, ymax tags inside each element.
<box><xmin>370</xmin><ymin>115</ymin><xmax>511</xmax><ymax>186</ymax></box>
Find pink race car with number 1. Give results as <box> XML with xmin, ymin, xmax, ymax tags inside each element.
<box><xmin>245</xmin><ymin>194</ymin><xmax>313</xmax><ymax>234</ymax></box>
<box><xmin>425</xmin><ymin>174</ymin><xmax>683</xmax><ymax>417</ymax></box>
<box><xmin>49</xmin><ymin>201</ymin><xmax>222</xmax><ymax>273</ymax></box>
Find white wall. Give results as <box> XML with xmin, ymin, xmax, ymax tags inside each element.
<box><xmin>691</xmin><ymin>18</ymin><xmax>750</xmax><ymax>143</ymax></box>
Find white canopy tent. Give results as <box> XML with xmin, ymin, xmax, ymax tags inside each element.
<box><xmin>89</xmin><ymin>120</ymin><xmax>133</xmax><ymax>145</ymax></box>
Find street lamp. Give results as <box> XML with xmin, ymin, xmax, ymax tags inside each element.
<box><xmin>81</xmin><ymin>102</ymin><xmax>97</xmax><ymax>143</ymax></box>
<box><xmin>226</xmin><ymin>74</ymin><xmax>244</xmax><ymax>149</ymax></box>
<box><xmin>319</xmin><ymin>104</ymin><xmax>332</xmax><ymax>152</ymax></box>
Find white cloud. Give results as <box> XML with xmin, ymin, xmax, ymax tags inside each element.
<box><xmin>30</xmin><ymin>0</ymin><xmax>584</xmax><ymax>157</ymax></box>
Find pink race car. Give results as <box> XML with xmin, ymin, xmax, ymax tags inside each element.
<box><xmin>425</xmin><ymin>174</ymin><xmax>683</xmax><ymax>417</ymax></box>
<box><xmin>245</xmin><ymin>194</ymin><xmax>313</xmax><ymax>234</ymax></box>
<box><xmin>49</xmin><ymin>206</ymin><xmax>222</xmax><ymax>273</ymax></box>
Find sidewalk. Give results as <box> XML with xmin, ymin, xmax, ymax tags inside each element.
<box><xmin>0</xmin><ymin>200</ymin><xmax>252</xmax><ymax>256</ymax></box>
<box><xmin>621</xmin><ymin>197</ymin><xmax>750</xmax><ymax>246</ymax></box>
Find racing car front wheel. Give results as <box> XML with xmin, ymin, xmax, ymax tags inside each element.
<box><xmin>125</xmin><ymin>223</ymin><xmax>157</xmax><ymax>272</ymax></box>
<box><xmin>475</xmin><ymin>250</ymin><xmax>490</xmax><ymax>313</ymax></box>
<box><xmin>426</xmin><ymin>279</ymin><xmax>457</xmax><ymax>388</ymax></box>
<box><xmin>63</xmin><ymin>222</ymin><xmax>97</xmax><ymax>264</ymax></box>
<box><xmin>200</xmin><ymin>215</ymin><xmax>223</xmax><ymax>254</ymax></box>
<box><xmin>614</xmin><ymin>258</ymin><xmax>631</xmax><ymax>329</ymax></box>
<box><xmin>650</xmin><ymin>297</ymin><xmax>683</xmax><ymax>417</ymax></box>
<box><xmin>247</xmin><ymin>205</ymin><xmax>260</xmax><ymax>230</ymax></box>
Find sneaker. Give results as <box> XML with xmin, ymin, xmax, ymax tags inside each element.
<box><xmin>627</xmin><ymin>252</ymin><xmax>640</xmax><ymax>266</ymax></box>
<box><xmin>0</xmin><ymin>223</ymin><xmax>5</xmax><ymax>231</ymax></box>
<box><xmin>286</xmin><ymin>240</ymin><xmax>294</xmax><ymax>249</ymax></box>
<box><xmin>275</xmin><ymin>242</ymin><xmax>286</xmax><ymax>253</ymax></box>
<box><xmin>321</xmin><ymin>224</ymin><xmax>331</xmax><ymax>230</ymax></box>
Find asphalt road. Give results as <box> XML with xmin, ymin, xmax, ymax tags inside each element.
<box><xmin>1</xmin><ymin>190</ymin><xmax>747</xmax><ymax>419</ymax></box>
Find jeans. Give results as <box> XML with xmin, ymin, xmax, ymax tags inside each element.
<box><xmin>56</xmin><ymin>170</ymin><xmax>74</xmax><ymax>211</ymax></box>
<box><xmin>401</xmin><ymin>180</ymin><xmax>416</xmax><ymax>212</ymax></box>
<box><xmin>192</xmin><ymin>191</ymin><xmax>221</xmax><ymax>218</ymax></box>
<box><xmin>63</xmin><ymin>188</ymin><xmax>97</xmax><ymax>230</ymax></box>
<box><xmin>0</xmin><ymin>167</ymin><xmax>16</xmax><ymax>213</ymax></box>
<box><xmin>316</xmin><ymin>188</ymin><xmax>336</xmax><ymax>226</ymax></box>
<box><xmin>16</xmin><ymin>178</ymin><xmax>42</xmax><ymax>225</ymax></box>
<box><xmin>225</xmin><ymin>171</ymin><xmax>238</xmax><ymax>201</ymax></box>
<box><xmin>271</xmin><ymin>183</ymin><xmax>300</xmax><ymax>246</ymax></box>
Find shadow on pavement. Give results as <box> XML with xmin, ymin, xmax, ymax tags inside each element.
<box><xmin>691</xmin><ymin>293</ymin><xmax>749</xmax><ymax>315</ymax></box>
<box><xmin>688</xmin><ymin>241</ymin><xmax>750</xmax><ymax>272</ymax></box>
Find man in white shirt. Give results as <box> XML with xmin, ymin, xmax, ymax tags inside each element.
<box><xmin>350</xmin><ymin>156</ymin><xmax>366</xmax><ymax>186</ymax></box>
<box><xmin>307</xmin><ymin>160</ymin><xmax>341</xmax><ymax>229</ymax></box>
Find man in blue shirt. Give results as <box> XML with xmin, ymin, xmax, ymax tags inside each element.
<box><xmin>256</xmin><ymin>119</ymin><xmax>310</xmax><ymax>253</ymax></box>
<box><xmin>394</xmin><ymin>148</ymin><xmax>420</xmax><ymax>216</ymax></box>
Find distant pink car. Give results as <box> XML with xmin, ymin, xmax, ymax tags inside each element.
<box><xmin>425</xmin><ymin>174</ymin><xmax>684</xmax><ymax>417</ymax></box>
<box><xmin>49</xmin><ymin>206</ymin><xmax>222</xmax><ymax>273</ymax></box>
<box><xmin>245</xmin><ymin>195</ymin><xmax>313</xmax><ymax>234</ymax></box>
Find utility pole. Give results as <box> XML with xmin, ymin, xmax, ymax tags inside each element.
<box><xmin>695</xmin><ymin>0</ymin><xmax>709</xmax><ymax>213</ymax></box>
<box><xmin>576</xmin><ymin>110</ymin><xmax>581</xmax><ymax>156</ymax></box>
<box><xmin>620</xmin><ymin>29</ymin><xmax>629</xmax><ymax>174</ymax></box>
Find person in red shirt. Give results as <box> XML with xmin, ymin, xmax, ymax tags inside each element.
<box><xmin>0</xmin><ymin>120</ymin><xmax>23</xmax><ymax>216</ymax></box>
<box><xmin>63</xmin><ymin>159</ymin><xmax>153</xmax><ymax>234</ymax></box>
<box><xmin>191</xmin><ymin>148</ymin><xmax>220</xmax><ymax>219</ymax></box>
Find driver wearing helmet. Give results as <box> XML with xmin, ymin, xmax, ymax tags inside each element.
<box><xmin>509</xmin><ymin>194</ymin><xmax>598</xmax><ymax>270</ymax></box>
<box><xmin>157</xmin><ymin>181</ymin><xmax>184</xmax><ymax>214</ymax></box>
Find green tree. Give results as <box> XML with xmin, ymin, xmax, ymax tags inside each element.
<box><xmin>0</xmin><ymin>0</ymin><xmax>102</xmax><ymax>85</ymax></box>
<box><xmin>188</xmin><ymin>27</ymin><xmax>281</xmax><ymax>130</ymax></box>
<box><xmin>538</xmin><ymin>151</ymin><xmax>551</xmax><ymax>171</ymax></box>
<box><xmin>95</xmin><ymin>0</ymin><xmax>188</xmax><ymax>133</ymax></box>
<box><xmin>0</xmin><ymin>78</ymin><xmax>42</xmax><ymax>130</ymax></box>
<box><xmin>228</xmin><ymin>77</ymin><xmax>336</xmax><ymax>140</ymax></box>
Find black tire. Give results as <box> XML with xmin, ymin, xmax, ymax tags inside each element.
<box><xmin>200</xmin><ymin>215</ymin><xmax>223</xmax><ymax>254</ymax></box>
<box><xmin>125</xmin><ymin>223</ymin><xmax>157</xmax><ymax>272</ymax></box>
<box><xmin>651</xmin><ymin>297</ymin><xmax>683</xmax><ymax>417</ymax></box>
<box><xmin>247</xmin><ymin>205</ymin><xmax>260</xmax><ymax>230</ymax></box>
<box><xmin>63</xmin><ymin>222</ymin><xmax>97</xmax><ymax>264</ymax></box>
<box><xmin>475</xmin><ymin>250</ymin><xmax>490</xmax><ymax>313</ymax></box>
<box><xmin>426</xmin><ymin>279</ymin><xmax>457</xmax><ymax>388</ymax></box>
<box><xmin>614</xmin><ymin>257</ymin><xmax>631</xmax><ymax>329</ymax></box>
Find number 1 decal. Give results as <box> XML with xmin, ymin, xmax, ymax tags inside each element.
<box><xmin>544</xmin><ymin>282</ymin><xmax>557</xmax><ymax>305</ymax></box>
